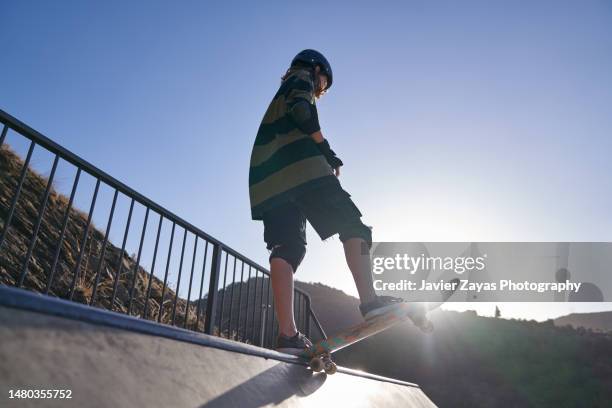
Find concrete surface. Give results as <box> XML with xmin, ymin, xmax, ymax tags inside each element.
<box><xmin>0</xmin><ymin>287</ymin><xmax>436</xmax><ymax>407</ymax></box>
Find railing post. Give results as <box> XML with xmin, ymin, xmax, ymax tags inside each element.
<box><xmin>310</xmin><ymin>309</ymin><xmax>327</xmax><ymax>340</ymax></box>
<box><xmin>260</xmin><ymin>305</ymin><xmax>267</xmax><ymax>347</ymax></box>
<box><xmin>204</xmin><ymin>243</ymin><xmax>223</xmax><ymax>335</ymax></box>
<box><xmin>305</xmin><ymin>294</ymin><xmax>311</xmax><ymax>338</ymax></box>
<box><xmin>0</xmin><ymin>124</ymin><xmax>8</xmax><ymax>146</ymax></box>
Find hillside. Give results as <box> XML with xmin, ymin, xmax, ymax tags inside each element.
<box><xmin>335</xmin><ymin>310</ymin><xmax>612</xmax><ymax>407</ymax></box>
<box><xmin>555</xmin><ymin>311</ymin><xmax>612</xmax><ymax>333</ymax></box>
<box><xmin>288</xmin><ymin>281</ymin><xmax>612</xmax><ymax>407</ymax></box>
<box><xmin>298</xmin><ymin>279</ymin><xmax>612</xmax><ymax>406</ymax></box>
<box><xmin>0</xmin><ymin>145</ymin><xmax>200</xmax><ymax>328</ymax></box>
<box><xmin>295</xmin><ymin>281</ymin><xmax>362</xmax><ymax>332</ymax></box>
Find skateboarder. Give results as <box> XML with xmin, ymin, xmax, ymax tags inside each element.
<box><xmin>249</xmin><ymin>50</ymin><xmax>402</xmax><ymax>354</ymax></box>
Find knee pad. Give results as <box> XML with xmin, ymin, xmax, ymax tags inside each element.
<box><xmin>339</xmin><ymin>223</ymin><xmax>373</xmax><ymax>249</ymax></box>
<box><xmin>269</xmin><ymin>243</ymin><xmax>306</xmax><ymax>272</ymax></box>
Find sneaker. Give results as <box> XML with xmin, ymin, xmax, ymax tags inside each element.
<box><xmin>276</xmin><ymin>331</ymin><xmax>313</xmax><ymax>355</ymax></box>
<box><xmin>359</xmin><ymin>296</ymin><xmax>405</xmax><ymax>320</ymax></box>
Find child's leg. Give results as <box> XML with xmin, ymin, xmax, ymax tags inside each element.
<box><xmin>298</xmin><ymin>184</ymin><xmax>378</xmax><ymax>305</ymax></box>
<box><xmin>270</xmin><ymin>256</ymin><xmax>297</xmax><ymax>337</ymax></box>
<box><xmin>262</xmin><ymin>203</ymin><xmax>307</xmax><ymax>338</ymax></box>
<box><xmin>342</xmin><ymin>237</ymin><xmax>377</xmax><ymax>304</ymax></box>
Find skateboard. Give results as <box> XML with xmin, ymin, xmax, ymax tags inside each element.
<box><xmin>299</xmin><ymin>278</ymin><xmax>459</xmax><ymax>374</ymax></box>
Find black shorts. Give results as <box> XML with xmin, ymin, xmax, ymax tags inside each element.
<box><xmin>262</xmin><ymin>182</ymin><xmax>370</xmax><ymax>250</ymax></box>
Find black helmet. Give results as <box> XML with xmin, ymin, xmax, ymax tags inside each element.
<box><xmin>291</xmin><ymin>49</ymin><xmax>333</xmax><ymax>90</ymax></box>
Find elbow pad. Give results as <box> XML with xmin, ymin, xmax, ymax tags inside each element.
<box><xmin>288</xmin><ymin>100</ymin><xmax>321</xmax><ymax>135</ymax></box>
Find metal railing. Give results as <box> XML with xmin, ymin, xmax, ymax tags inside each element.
<box><xmin>0</xmin><ymin>109</ymin><xmax>326</xmax><ymax>347</ymax></box>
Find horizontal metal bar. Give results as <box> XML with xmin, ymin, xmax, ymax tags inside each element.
<box><xmin>0</xmin><ymin>109</ymin><xmax>271</xmax><ymax>274</ymax></box>
<box><xmin>0</xmin><ymin>111</ymin><xmax>311</xmax><ymax>301</ymax></box>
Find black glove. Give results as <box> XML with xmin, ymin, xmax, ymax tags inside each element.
<box><xmin>316</xmin><ymin>140</ymin><xmax>344</xmax><ymax>169</ymax></box>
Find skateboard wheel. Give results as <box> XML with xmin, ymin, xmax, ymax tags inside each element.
<box><xmin>310</xmin><ymin>357</ymin><xmax>324</xmax><ymax>372</ymax></box>
<box><xmin>324</xmin><ymin>361</ymin><xmax>337</xmax><ymax>375</ymax></box>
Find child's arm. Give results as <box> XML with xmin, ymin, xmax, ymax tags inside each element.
<box><xmin>285</xmin><ymin>76</ymin><xmax>343</xmax><ymax>175</ymax></box>
<box><xmin>310</xmin><ymin>130</ymin><xmax>343</xmax><ymax>176</ymax></box>
<box><xmin>310</xmin><ymin>131</ymin><xmax>341</xmax><ymax>176</ymax></box>
<box><xmin>310</xmin><ymin>130</ymin><xmax>324</xmax><ymax>143</ymax></box>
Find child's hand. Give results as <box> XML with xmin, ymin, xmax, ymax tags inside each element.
<box><xmin>316</xmin><ymin>139</ymin><xmax>344</xmax><ymax>173</ymax></box>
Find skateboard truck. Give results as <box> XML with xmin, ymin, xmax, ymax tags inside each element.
<box><xmin>309</xmin><ymin>352</ymin><xmax>337</xmax><ymax>374</ymax></box>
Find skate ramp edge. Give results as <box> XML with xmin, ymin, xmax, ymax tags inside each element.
<box><xmin>0</xmin><ymin>286</ymin><xmax>437</xmax><ymax>407</ymax></box>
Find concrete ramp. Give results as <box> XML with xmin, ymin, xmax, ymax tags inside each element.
<box><xmin>0</xmin><ymin>287</ymin><xmax>436</xmax><ymax>407</ymax></box>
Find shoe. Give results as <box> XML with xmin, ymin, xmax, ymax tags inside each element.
<box><xmin>276</xmin><ymin>331</ymin><xmax>313</xmax><ymax>355</ymax></box>
<box><xmin>359</xmin><ymin>296</ymin><xmax>405</xmax><ymax>320</ymax></box>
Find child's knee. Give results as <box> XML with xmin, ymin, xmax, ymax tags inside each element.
<box><xmin>269</xmin><ymin>243</ymin><xmax>306</xmax><ymax>272</ymax></box>
<box><xmin>339</xmin><ymin>223</ymin><xmax>373</xmax><ymax>249</ymax></box>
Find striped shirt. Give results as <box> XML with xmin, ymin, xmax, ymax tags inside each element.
<box><xmin>249</xmin><ymin>68</ymin><xmax>338</xmax><ymax>220</ymax></box>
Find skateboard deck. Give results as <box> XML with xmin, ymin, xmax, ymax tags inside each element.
<box><xmin>300</xmin><ymin>278</ymin><xmax>459</xmax><ymax>374</ymax></box>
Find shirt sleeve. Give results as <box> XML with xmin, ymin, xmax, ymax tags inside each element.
<box><xmin>285</xmin><ymin>76</ymin><xmax>321</xmax><ymax>135</ymax></box>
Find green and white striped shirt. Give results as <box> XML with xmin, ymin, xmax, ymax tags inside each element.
<box><xmin>249</xmin><ymin>68</ymin><xmax>338</xmax><ymax>220</ymax></box>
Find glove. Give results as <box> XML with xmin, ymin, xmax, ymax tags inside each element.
<box><xmin>316</xmin><ymin>140</ymin><xmax>344</xmax><ymax>169</ymax></box>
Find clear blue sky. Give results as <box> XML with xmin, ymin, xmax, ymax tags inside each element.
<box><xmin>2</xmin><ymin>1</ymin><xmax>611</xmax><ymax>320</ymax></box>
